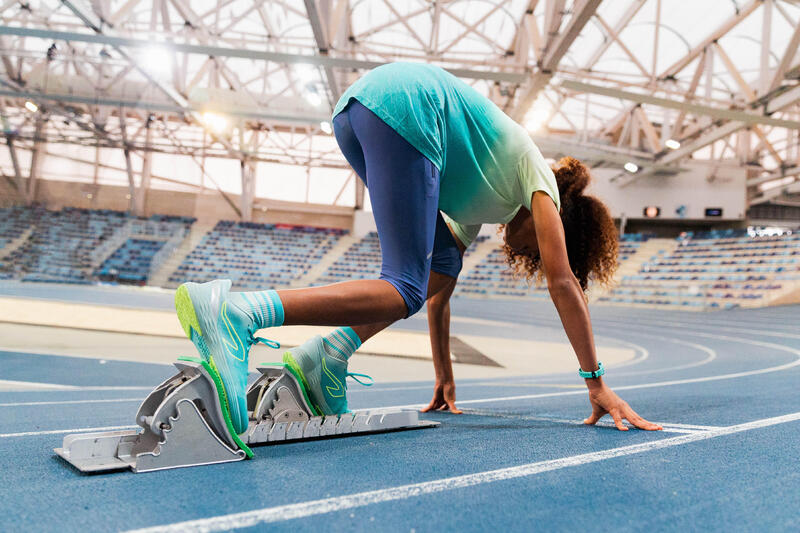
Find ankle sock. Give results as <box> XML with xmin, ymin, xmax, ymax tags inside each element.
<box><xmin>232</xmin><ymin>290</ymin><xmax>285</xmax><ymax>329</ymax></box>
<box><xmin>322</xmin><ymin>327</ymin><xmax>362</xmax><ymax>361</ymax></box>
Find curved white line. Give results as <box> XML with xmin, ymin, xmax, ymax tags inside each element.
<box><xmin>608</xmin><ymin>332</ymin><xmax>717</xmax><ymax>377</ymax></box>
<box><xmin>379</xmin><ymin>330</ymin><xmax>800</xmax><ymax>410</ymax></box>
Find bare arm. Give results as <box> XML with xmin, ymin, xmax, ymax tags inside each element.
<box><xmin>531</xmin><ymin>191</ymin><xmax>661</xmax><ymax>431</ymax></box>
<box><xmin>422</xmin><ymin>272</ymin><xmax>462</xmax><ymax>413</ymax></box>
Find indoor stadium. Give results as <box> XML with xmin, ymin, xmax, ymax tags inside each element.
<box><xmin>1</xmin><ymin>1</ymin><xmax>799</xmax><ymax>531</ymax></box>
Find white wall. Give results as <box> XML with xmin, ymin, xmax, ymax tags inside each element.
<box><xmin>589</xmin><ymin>162</ymin><xmax>747</xmax><ymax>221</ymax></box>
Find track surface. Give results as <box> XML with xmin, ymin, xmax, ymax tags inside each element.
<box><xmin>1</xmin><ymin>292</ymin><xmax>798</xmax><ymax>532</ymax></box>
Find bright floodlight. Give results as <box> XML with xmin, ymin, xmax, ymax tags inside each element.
<box><xmin>624</xmin><ymin>162</ymin><xmax>639</xmax><ymax>173</ymax></box>
<box><xmin>138</xmin><ymin>45</ymin><xmax>172</xmax><ymax>78</ymax></box>
<box><xmin>24</xmin><ymin>101</ymin><xmax>38</xmax><ymax>112</ymax></box>
<box><xmin>524</xmin><ymin>99</ymin><xmax>551</xmax><ymax>133</ymax></box>
<box><xmin>320</xmin><ymin>121</ymin><xmax>332</xmax><ymax>134</ymax></box>
<box><xmin>665</xmin><ymin>139</ymin><xmax>681</xmax><ymax>150</ymax></box>
<box><xmin>201</xmin><ymin>111</ymin><xmax>228</xmax><ymax>134</ymax></box>
<box><xmin>295</xmin><ymin>64</ymin><xmax>316</xmax><ymax>83</ymax></box>
<box><xmin>305</xmin><ymin>91</ymin><xmax>322</xmax><ymax>107</ymax></box>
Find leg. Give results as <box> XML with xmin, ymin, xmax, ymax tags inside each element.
<box><xmin>175</xmin><ymin>102</ymin><xmax>440</xmax><ymax>421</ymax></box>
<box><xmin>278</xmin><ymin>100</ymin><xmax>440</xmax><ymax>325</ymax></box>
<box><xmin>352</xmin><ymin>211</ymin><xmax>465</xmax><ymax>342</ymax></box>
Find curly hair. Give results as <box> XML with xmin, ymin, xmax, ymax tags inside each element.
<box><xmin>499</xmin><ymin>156</ymin><xmax>618</xmax><ymax>291</ymax></box>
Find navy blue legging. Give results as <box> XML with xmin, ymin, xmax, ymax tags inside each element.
<box><xmin>333</xmin><ymin>99</ymin><xmax>462</xmax><ymax>316</ymax></box>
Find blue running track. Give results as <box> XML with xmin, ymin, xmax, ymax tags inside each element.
<box><xmin>0</xmin><ymin>289</ymin><xmax>798</xmax><ymax>532</ymax></box>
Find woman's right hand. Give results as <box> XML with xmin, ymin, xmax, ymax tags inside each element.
<box><xmin>421</xmin><ymin>381</ymin><xmax>463</xmax><ymax>414</ymax></box>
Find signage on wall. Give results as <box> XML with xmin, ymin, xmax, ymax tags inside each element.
<box><xmin>705</xmin><ymin>208</ymin><xmax>723</xmax><ymax>217</ymax></box>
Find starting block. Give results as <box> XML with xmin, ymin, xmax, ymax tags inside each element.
<box><xmin>55</xmin><ymin>358</ymin><xmax>437</xmax><ymax>473</ymax></box>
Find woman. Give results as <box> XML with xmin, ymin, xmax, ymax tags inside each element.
<box><xmin>175</xmin><ymin>62</ymin><xmax>661</xmax><ymax>435</ymax></box>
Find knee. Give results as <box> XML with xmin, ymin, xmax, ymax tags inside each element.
<box><xmin>380</xmin><ymin>275</ymin><xmax>426</xmax><ymax>317</ymax></box>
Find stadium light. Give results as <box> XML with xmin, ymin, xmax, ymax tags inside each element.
<box><xmin>295</xmin><ymin>64</ymin><xmax>316</xmax><ymax>83</ymax></box>
<box><xmin>524</xmin><ymin>99</ymin><xmax>551</xmax><ymax>133</ymax></box>
<box><xmin>137</xmin><ymin>45</ymin><xmax>173</xmax><ymax>78</ymax></box>
<box><xmin>24</xmin><ymin>101</ymin><xmax>38</xmax><ymax>113</ymax></box>
<box><xmin>665</xmin><ymin>139</ymin><xmax>681</xmax><ymax>150</ymax></box>
<box><xmin>201</xmin><ymin>111</ymin><xmax>228</xmax><ymax>134</ymax></box>
<box><xmin>320</xmin><ymin>121</ymin><xmax>332</xmax><ymax>134</ymax></box>
<box><xmin>305</xmin><ymin>90</ymin><xmax>322</xmax><ymax>107</ymax></box>
<box><xmin>624</xmin><ymin>162</ymin><xmax>639</xmax><ymax>173</ymax></box>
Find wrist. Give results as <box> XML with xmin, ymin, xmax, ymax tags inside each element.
<box><xmin>584</xmin><ymin>376</ymin><xmax>605</xmax><ymax>390</ymax></box>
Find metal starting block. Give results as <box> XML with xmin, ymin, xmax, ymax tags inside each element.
<box><xmin>245</xmin><ymin>364</ymin><xmax>437</xmax><ymax>445</ymax></box>
<box><xmin>55</xmin><ymin>359</ymin><xmax>437</xmax><ymax>474</ymax></box>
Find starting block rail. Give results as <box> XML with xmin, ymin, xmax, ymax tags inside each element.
<box><xmin>55</xmin><ymin>360</ymin><xmax>437</xmax><ymax>474</ymax></box>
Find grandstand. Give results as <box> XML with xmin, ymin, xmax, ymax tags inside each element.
<box><xmin>0</xmin><ymin>206</ymin><xmax>796</xmax><ymax>310</ymax></box>
<box><xmin>167</xmin><ymin>220</ymin><xmax>346</xmax><ymax>290</ymax></box>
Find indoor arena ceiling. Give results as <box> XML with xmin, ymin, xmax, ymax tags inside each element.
<box><xmin>1</xmin><ymin>0</ymin><xmax>799</xmax><ymax>207</ymax></box>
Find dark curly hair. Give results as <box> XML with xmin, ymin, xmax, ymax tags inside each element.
<box><xmin>499</xmin><ymin>156</ymin><xmax>618</xmax><ymax>291</ymax></box>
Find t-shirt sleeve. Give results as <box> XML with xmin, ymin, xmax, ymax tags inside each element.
<box><xmin>441</xmin><ymin>212</ymin><xmax>482</xmax><ymax>248</ymax></box>
<box><xmin>517</xmin><ymin>145</ymin><xmax>561</xmax><ymax>212</ymax></box>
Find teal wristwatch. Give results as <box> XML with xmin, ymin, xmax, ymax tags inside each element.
<box><xmin>578</xmin><ymin>361</ymin><xmax>605</xmax><ymax>379</ymax></box>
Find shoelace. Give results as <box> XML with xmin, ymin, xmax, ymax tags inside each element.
<box><xmin>252</xmin><ymin>336</ymin><xmax>281</xmax><ymax>349</ymax></box>
<box><xmin>346</xmin><ymin>372</ymin><xmax>374</xmax><ymax>387</ymax></box>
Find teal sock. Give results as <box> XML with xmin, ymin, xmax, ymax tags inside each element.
<box><xmin>322</xmin><ymin>327</ymin><xmax>362</xmax><ymax>361</ymax></box>
<box><xmin>232</xmin><ymin>290</ymin><xmax>285</xmax><ymax>329</ymax></box>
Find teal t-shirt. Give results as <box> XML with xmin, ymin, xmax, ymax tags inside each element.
<box><xmin>332</xmin><ymin>62</ymin><xmax>560</xmax><ymax>247</ymax></box>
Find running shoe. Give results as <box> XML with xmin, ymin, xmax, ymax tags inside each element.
<box><xmin>175</xmin><ymin>279</ymin><xmax>278</xmax><ymax>434</ymax></box>
<box><xmin>283</xmin><ymin>336</ymin><xmax>372</xmax><ymax>415</ymax></box>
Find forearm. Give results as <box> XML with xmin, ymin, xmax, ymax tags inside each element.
<box><xmin>548</xmin><ymin>277</ymin><xmax>604</xmax><ymax>390</ymax></box>
<box><xmin>427</xmin><ymin>298</ymin><xmax>455</xmax><ymax>383</ymax></box>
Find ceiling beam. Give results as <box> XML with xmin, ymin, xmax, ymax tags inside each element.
<box><xmin>583</xmin><ymin>0</ymin><xmax>645</xmax><ymax>71</ymax></box>
<box><xmin>659</xmin><ymin>0</ymin><xmax>760</xmax><ymax>80</ymax></box>
<box><xmin>560</xmin><ymin>79</ymin><xmax>800</xmax><ymax>130</ymax></box>
<box><xmin>766</xmin><ymin>85</ymin><xmax>800</xmax><ymax>114</ymax></box>
<box><xmin>0</xmin><ymin>89</ymin><xmax>330</xmax><ymax>123</ymax></box>
<box><xmin>0</xmin><ymin>25</ymin><xmax>527</xmax><ymax>84</ymax></box>
<box><xmin>303</xmin><ymin>0</ymin><xmax>341</xmax><ymax>104</ymax></box>
<box><xmin>511</xmin><ymin>0</ymin><xmax>602</xmax><ymax>120</ymax></box>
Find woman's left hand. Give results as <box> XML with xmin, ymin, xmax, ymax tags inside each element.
<box><xmin>584</xmin><ymin>384</ymin><xmax>662</xmax><ymax>431</ymax></box>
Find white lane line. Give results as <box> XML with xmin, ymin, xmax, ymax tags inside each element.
<box><xmin>460</xmin><ymin>409</ymin><xmax>709</xmax><ymax>434</ymax></box>
<box><xmin>0</xmin><ymin>379</ymin><xmax>80</xmax><ymax>391</ymax></box>
<box><xmin>612</xmin><ymin>334</ymin><xmax>717</xmax><ymax>377</ymax></box>
<box><xmin>0</xmin><ymin>398</ymin><xmax>142</xmax><ymax>408</ymax></box>
<box><xmin>0</xmin><ymin>425</ymin><xmax>137</xmax><ymax>438</ymax></box>
<box><xmin>596</xmin><ymin>317</ymin><xmax>800</xmax><ymax>340</ymax></box>
<box><xmin>126</xmin><ymin>411</ymin><xmax>800</xmax><ymax>533</ymax></box>
<box><xmin>379</xmin><ymin>337</ymin><xmax>799</xmax><ymax>411</ymax></box>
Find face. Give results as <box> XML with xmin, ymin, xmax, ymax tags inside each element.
<box><xmin>503</xmin><ymin>207</ymin><xmax>539</xmax><ymax>257</ymax></box>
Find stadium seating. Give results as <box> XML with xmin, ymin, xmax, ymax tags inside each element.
<box><xmin>1</xmin><ymin>207</ymin><xmax>130</xmax><ymax>283</ymax></box>
<box><xmin>168</xmin><ymin>221</ymin><xmax>346</xmax><ymax>290</ymax></box>
<box><xmin>455</xmin><ymin>247</ymin><xmax>549</xmax><ymax>299</ymax></box>
<box><xmin>314</xmin><ymin>232</ymin><xmax>381</xmax><ymax>285</ymax></box>
<box><xmin>94</xmin><ymin>238</ymin><xmax>166</xmax><ymax>285</ymax></box>
<box><xmin>599</xmin><ymin>231</ymin><xmax>800</xmax><ymax>309</ymax></box>
<box><xmin>0</xmin><ymin>207</ymin><xmax>195</xmax><ymax>285</ymax></box>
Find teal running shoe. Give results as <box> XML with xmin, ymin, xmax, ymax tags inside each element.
<box><xmin>283</xmin><ymin>336</ymin><xmax>373</xmax><ymax>415</ymax></box>
<box><xmin>175</xmin><ymin>279</ymin><xmax>278</xmax><ymax>434</ymax></box>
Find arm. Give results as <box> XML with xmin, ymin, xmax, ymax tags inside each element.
<box><xmin>531</xmin><ymin>191</ymin><xmax>661</xmax><ymax>431</ymax></box>
<box><xmin>422</xmin><ymin>273</ymin><xmax>462</xmax><ymax>413</ymax></box>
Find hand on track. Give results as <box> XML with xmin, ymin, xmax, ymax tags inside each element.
<box><xmin>584</xmin><ymin>385</ymin><xmax>661</xmax><ymax>431</ymax></box>
<box><xmin>421</xmin><ymin>381</ymin><xmax>462</xmax><ymax>414</ymax></box>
